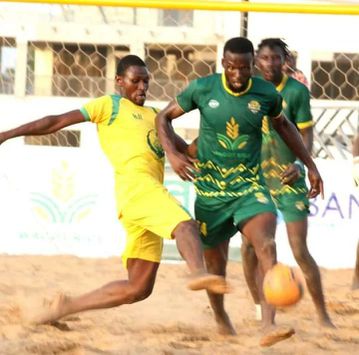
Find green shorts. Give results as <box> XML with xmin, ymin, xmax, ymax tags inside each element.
<box><xmin>195</xmin><ymin>190</ymin><xmax>277</xmax><ymax>249</ymax></box>
<box><xmin>272</xmin><ymin>192</ymin><xmax>309</xmax><ymax>223</ymax></box>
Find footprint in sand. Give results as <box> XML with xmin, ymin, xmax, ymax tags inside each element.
<box><xmin>327</xmin><ymin>300</ymin><xmax>359</xmax><ymax>315</ymax></box>
<box><xmin>181</xmin><ymin>335</ymin><xmax>210</xmax><ymax>342</ymax></box>
<box><xmin>0</xmin><ymin>304</ymin><xmax>23</xmax><ymax>325</ymax></box>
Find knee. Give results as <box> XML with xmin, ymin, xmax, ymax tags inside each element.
<box><xmin>173</xmin><ymin>219</ymin><xmax>199</xmax><ymax>238</ymax></box>
<box><xmin>125</xmin><ymin>283</ymin><xmax>154</xmax><ymax>304</ymax></box>
<box><xmin>205</xmin><ymin>251</ymin><xmax>227</xmax><ymax>275</ymax></box>
<box><xmin>241</xmin><ymin>239</ymin><xmax>255</xmax><ymax>258</ymax></box>
<box><xmin>292</xmin><ymin>244</ymin><xmax>311</xmax><ymax>265</ymax></box>
<box><xmin>260</xmin><ymin>238</ymin><xmax>276</xmax><ymax>257</ymax></box>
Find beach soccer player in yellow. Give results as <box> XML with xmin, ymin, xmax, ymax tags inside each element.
<box><xmin>0</xmin><ymin>55</ymin><xmax>228</xmax><ymax>324</ymax></box>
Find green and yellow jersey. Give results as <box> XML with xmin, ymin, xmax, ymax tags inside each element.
<box><xmin>176</xmin><ymin>73</ymin><xmax>282</xmax><ymax>206</ymax></box>
<box><xmin>261</xmin><ymin>75</ymin><xmax>312</xmax><ymax>197</ymax></box>
<box><xmin>80</xmin><ymin>95</ymin><xmax>164</xmax><ymax>212</ymax></box>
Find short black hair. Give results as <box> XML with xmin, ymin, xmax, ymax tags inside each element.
<box><xmin>223</xmin><ymin>37</ymin><xmax>254</xmax><ymax>56</ymax></box>
<box><xmin>116</xmin><ymin>55</ymin><xmax>146</xmax><ymax>75</ymax></box>
<box><xmin>257</xmin><ymin>38</ymin><xmax>290</xmax><ymax>59</ymax></box>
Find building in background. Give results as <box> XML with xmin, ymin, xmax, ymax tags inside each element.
<box><xmin>0</xmin><ymin>1</ymin><xmax>358</xmax><ymax>157</ymax></box>
<box><xmin>0</xmin><ymin>1</ymin><xmax>358</xmax><ymax>264</ymax></box>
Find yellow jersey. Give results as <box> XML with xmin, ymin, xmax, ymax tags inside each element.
<box><xmin>80</xmin><ymin>94</ymin><xmax>165</xmax><ymax>212</ymax></box>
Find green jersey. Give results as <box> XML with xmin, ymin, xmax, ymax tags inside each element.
<box><xmin>261</xmin><ymin>75</ymin><xmax>313</xmax><ymax>197</ymax></box>
<box><xmin>177</xmin><ymin>73</ymin><xmax>282</xmax><ymax>205</ymax></box>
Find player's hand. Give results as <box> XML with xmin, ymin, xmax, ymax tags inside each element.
<box><xmin>167</xmin><ymin>151</ymin><xmax>198</xmax><ymax>181</ymax></box>
<box><xmin>280</xmin><ymin>163</ymin><xmax>301</xmax><ymax>186</ymax></box>
<box><xmin>353</xmin><ymin>157</ymin><xmax>359</xmax><ymax>187</ymax></box>
<box><xmin>307</xmin><ymin>165</ymin><xmax>324</xmax><ymax>199</ymax></box>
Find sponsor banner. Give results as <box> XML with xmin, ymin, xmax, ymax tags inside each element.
<box><xmin>302</xmin><ymin>159</ymin><xmax>358</xmax><ymax>268</ymax></box>
<box><xmin>0</xmin><ymin>147</ymin><xmax>357</xmax><ymax>268</ymax></box>
<box><xmin>0</xmin><ymin>146</ymin><xmax>124</xmax><ymax>257</ymax></box>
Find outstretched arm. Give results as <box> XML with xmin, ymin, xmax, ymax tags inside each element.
<box><xmin>156</xmin><ymin>100</ymin><xmax>196</xmax><ymax>181</ymax></box>
<box><xmin>0</xmin><ymin>110</ymin><xmax>86</xmax><ymax>145</ymax></box>
<box><xmin>271</xmin><ymin>114</ymin><xmax>323</xmax><ymax>198</ymax></box>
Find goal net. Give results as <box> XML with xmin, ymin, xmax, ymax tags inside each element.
<box><xmin>0</xmin><ymin>1</ymin><xmax>358</xmax><ymax>259</ymax></box>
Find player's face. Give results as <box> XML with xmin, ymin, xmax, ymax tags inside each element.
<box><xmin>116</xmin><ymin>65</ymin><xmax>150</xmax><ymax>106</ymax></box>
<box><xmin>222</xmin><ymin>51</ymin><xmax>254</xmax><ymax>92</ymax></box>
<box><xmin>256</xmin><ymin>46</ymin><xmax>285</xmax><ymax>84</ymax></box>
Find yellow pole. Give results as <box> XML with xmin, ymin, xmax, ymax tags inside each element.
<box><xmin>2</xmin><ymin>0</ymin><xmax>359</xmax><ymax>16</ymax></box>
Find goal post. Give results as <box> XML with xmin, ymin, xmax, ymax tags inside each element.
<box><xmin>2</xmin><ymin>0</ymin><xmax>359</xmax><ymax>15</ymax></box>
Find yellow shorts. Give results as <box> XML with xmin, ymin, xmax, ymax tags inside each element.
<box><xmin>119</xmin><ymin>181</ymin><xmax>191</xmax><ymax>268</ymax></box>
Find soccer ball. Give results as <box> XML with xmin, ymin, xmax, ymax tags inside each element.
<box><xmin>263</xmin><ymin>263</ymin><xmax>304</xmax><ymax>307</ymax></box>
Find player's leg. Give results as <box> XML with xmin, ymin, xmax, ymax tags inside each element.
<box><xmin>285</xmin><ymin>216</ymin><xmax>334</xmax><ymax>327</ymax></box>
<box><xmin>240</xmin><ymin>235</ymin><xmax>261</xmax><ymax>318</ymax></box>
<box><xmin>203</xmin><ymin>240</ymin><xmax>236</xmax><ymax>335</ymax></box>
<box><xmin>194</xmin><ymin>198</ymin><xmax>238</xmax><ymax>334</ymax></box>
<box><xmin>133</xmin><ymin>183</ymin><xmax>229</xmax><ymax>294</ymax></box>
<box><xmin>172</xmin><ymin>219</ymin><xmax>229</xmax><ymax>294</ymax></box>
<box><xmin>241</xmin><ymin>237</ymin><xmax>260</xmax><ymax>304</ymax></box>
<box><xmin>241</xmin><ymin>213</ymin><xmax>276</xmax><ymax>324</ymax></box>
<box><xmin>32</xmin><ymin>258</ymin><xmax>160</xmax><ymax>324</ymax></box>
<box><xmin>353</xmin><ymin>241</ymin><xmax>359</xmax><ymax>290</ymax></box>
<box><xmin>240</xmin><ymin>212</ymin><xmax>295</xmax><ymax>347</ymax></box>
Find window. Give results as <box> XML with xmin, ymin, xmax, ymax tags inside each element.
<box><xmin>160</xmin><ymin>10</ymin><xmax>193</xmax><ymax>27</ymax></box>
<box><xmin>145</xmin><ymin>44</ymin><xmax>216</xmax><ymax>100</ymax></box>
<box><xmin>0</xmin><ymin>38</ymin><xmax>16</xmax><ymax>94</ymax></box>
<box><xmin>312</xmin><ymin>52</ymin><xmax>359</xmax><ymax>100</ymax></box>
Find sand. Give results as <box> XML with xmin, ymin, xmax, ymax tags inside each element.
<box><xmin>0</xmin><ymin>254</ymin><xmax>358</xmax><ymax>354</ymax></box>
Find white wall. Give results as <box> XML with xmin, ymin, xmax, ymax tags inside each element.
<box><xmin>0</xmin><ymin>138</ymin><xmax>357</xmax><ymax>268</ymax></box>
<box><xmin>0</xmin><ymin>95</ymin><xmax>357</xmax><ymax>267</ymax></box>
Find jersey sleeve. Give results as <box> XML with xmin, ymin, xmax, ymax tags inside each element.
<box><xmin>267</xmin><ymin>92</ymin><xmax>283</xmax><ymax>119</ymax></box>
<box><xmin>293</xmin><ymin>86</ymin><xmax>313</xmax><ymax>129</ymax></box>
<box><xmin>176</xmin><ymin>79</ymin><xmax>199</xmax><ymax>112</ymax></box>
<box><xmin>80</xmin><ymin>95</ymin><xmax>112</xmax><ymax>124</ymax></box>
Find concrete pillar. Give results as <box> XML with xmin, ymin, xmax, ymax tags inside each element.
<box><xmin>34</xmin><ymin>45</ymin><xmax>53</xmax><ymax>96</ymax></box>
<box><xmin>130</xmin><ymin>41</ymin><xmax>145</xmax><ymax>61</ymax></box>
<box><xmin>14</xmin><ymin>39</ymin><xmax>28</xmax><ymax>98</ymax></box>
<box><xmin>216</xmin><ymin>43</ymin><xmax>223</xmax><ymax>73</ymax></box>
<box><xmin>296</xmin><ymin>45</ymin><xmax>313</xmax><ymax>88</ymax></box>
<box><xmin>105</xmin><ymin>46</ymin><xmax>116</xmax><ymax>93</ymax></box>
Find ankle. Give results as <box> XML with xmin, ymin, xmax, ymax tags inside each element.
<box><xmin>190</xmin><ymin>268</ymin><xmax>207</xmax><ymax>277</ymax></box>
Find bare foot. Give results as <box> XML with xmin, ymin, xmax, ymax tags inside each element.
<box><xmin>319</xmin><ymin>317</ymin><xmax>336</xmax><ymax>329</ymax></box>
<box><xmin>260</xmin><ymin>325</ymin><xmax>295</xmax><ymax>347</ymax></box>
<box><xmin>187</xmin><ymin>273</ymin><xmax>230</xmax><ymax>294</ymax></box>
<box><xmin>215</xmin><ymin>313</ymin><xmax>237</xmax><ymax>335</ymax></box>
<box><xmin>31</xmin><ymin>293</ymin><xmax>70</xmax><ymax>325</ymax></box>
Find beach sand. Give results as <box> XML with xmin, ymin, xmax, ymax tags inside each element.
<box><xmin>0</xmin><ymin>254</ymin><xmax>358</xmax><ymax>354</ymax></box>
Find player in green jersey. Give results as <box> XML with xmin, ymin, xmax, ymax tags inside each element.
<box><xmin>241</xmin><ymin>38</ymin><xmax>334</xmax><ymax>328</ymax></box>
<box><xmin>156</xmin><ymin>37</ymin><xmax>324</xmax><ymax>347</ymax></box>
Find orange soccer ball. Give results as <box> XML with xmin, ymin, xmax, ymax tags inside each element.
<box><xmin>263</xmin><ymin>263</ymin><xmax>304</xmax><ymax>307</ymax></box>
